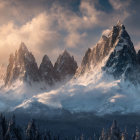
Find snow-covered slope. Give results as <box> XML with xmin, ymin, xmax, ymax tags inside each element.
<box><xmin>1</xmin><ymin>22</ymin><xmax>140</xmax><ymax>115</ymax></box>
<box><xmin>14</xmin><ymin>59</ymin><xmax>140</xmax><ymax>115</ymax></box>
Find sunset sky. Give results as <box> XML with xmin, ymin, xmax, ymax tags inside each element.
<box><xmin>0</xmin><ymin>0</ymin><xmax>139</xmax><ymax>65</ymax></box>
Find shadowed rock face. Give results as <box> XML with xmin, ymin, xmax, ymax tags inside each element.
<box><xmin>5</xmin><ymin>43</ymin><xmax>78</xmax><ymax>86</ymax></box>
<box><xmin>39</xmin><ymin>55</ymin><xmax>55</xmax><ymax>85</ymax></box>
<box><xmin>54</xmin><ymin>50</ymin><xmax>78</xmax><ymax>81</ymax></box>
<box><xmin>76</xmin><ymin>24</ymin><xmax>117</xmax><ymax>75</ymax></box>
<box><xmin>104</xmin><ymin>23</ymin><xmax>137</xmax><ymax>79</ymax></box>
<box><xmin>38</xmin><ymin>51</ymin><xmax>78</xmax><ymax>85</ymax></box>
<box><xmin>77</xmin><ymin>21</ymin><xmax>138</xmax><ymax>81</ymax></box>
<box><xmin>5</xmin><ymin>42</ymin><xmax>39</xmax><ymax>86</ymax></box>
<box><xmin>77</xmin><ymin>35</ymin><xmax>111</xmax><ymax>75</ymax></box>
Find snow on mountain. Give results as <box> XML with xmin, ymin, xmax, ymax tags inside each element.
<box><xmin>0</xmin><ymin>45</ymin><xmax>78</xmax><ymax>112</ymax></box>
<box><xmin>13</xmin><ymin>22</ymin><xmax>140</xmax><ymax>115</ymax></box>
<box><xmin>4</xmin><ymin>43</ymin><xmax>78</xmax><ymax>88</ymax></box>
<box><xmin>5</xmin><ymin>42</ymin><xmax>40</xmax><ymax>86</ymax></box>
<box><xmin>103</xmin><ymin>22</ymin><xmax>137</xmax><ymax>80</ymax></box>
<box><xmin>14</xmin><ymin>57</ymin><xmax>140</xmax><ymax>115</ymax></box>
<box><xmin>1</xmin><ymin>22</ymin><xmax>140</xmax><ymax>115</ymax></box>
<box><xmin>0</xmin><ymin>78</ymin><xmax>58</xmax><ymax>112</ymax></box>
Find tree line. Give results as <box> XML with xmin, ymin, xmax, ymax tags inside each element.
<box><xmin>0</xmin><ymin>114</ymin><xmax>140</xmax><ymax>140</ymax></box>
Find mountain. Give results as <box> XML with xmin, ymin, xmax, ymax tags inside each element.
<box><xmin>103</xmin><ymin>22</ymin><xmax>137</xmax><ymax>80</ymax></box>
<box><xmin>76</xmin><ymin>27</ymin><xmax>114</xmax><ymax>75</ymax></box>
<box><xmin>4</xmin><ymin>43</ymin><xmax>78</xmax><ymax>87</ymax></box>
<box><xmin>5</xmin><ymin>42</ymin><xmax>39</xmax><ymax>86</ymax></box>
<box><xmin>39</xmin><ymin>55</ymin><xmax>55</xmax><ymax>85</ymax></box>
<box><xmin>39</xmin><ymin>51</ymin><xmax>78</xmax><ymax>85</ymax></box>
<box><xmin>12</xmin><ymin>21</ymin><xmax>140</xmax><ymax>115</ymax></box>
<box><xmin>2</xmin><ymin>22</ymin><xmax>140</xmax><ymax>115</ymax></box>
<box><xmin>77</xmin><ymin>21</ymin><xmax>138</xmax><ymax>82</ymax></box>
<box><xmin>54</xmin><ymin>50</ymin><xmax>78</xmax><ymax>81</ymax></box>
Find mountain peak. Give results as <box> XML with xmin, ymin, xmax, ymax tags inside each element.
<box><xmin>42</xmin><ymin>55</ymin><xmax>51</xmax><ymax>63</ymax></box>
<box><xmin>112</xmin><ymin>21</ymin><xmax>126</xmax><ymax>34</ymax></box>
<box><xmin>77</xmin><ymin>22</ymin><xmax>136</xmax><ymax>78</ymax></box>
<box><xmin>117</xmin><ymin>20</ymin><xmax>122</xmax><ymax>26</ymax></box>
<box><xmin>39</xmin><ymin>55</ymin><xmax>54</xmax><ymax>85</ymax></box>
<box><xmin>5</xmin><ymin>43</ymin><xmax>39</xmax><ymax>86</ymax></box>
<box><xmin>104</xmin><ymin>22</ymin><xmax>137</xmax><ymax>79</ymax></box>
<box><xmin>18</xmin><ymin>42</ymin><xmax>29</xmax><ymax>54</ymax></box>
<box><xmin>54</xmin><ymin>50</ymin><xmax>78</xmax><ymax>81</ymax></box>
<box><xmin>62</xmin><ymin>49</ymin><xmax>71</xmax><ymax>58</ymax></box>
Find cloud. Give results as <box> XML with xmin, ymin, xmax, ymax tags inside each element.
<box><xmin>109</xmin><ymin>0</ymin><xmax>131</xmax><ymax>10</ymax></box>
<box><xmin>0</xmin><ymin>12</ymin><xmax>62</xmax><ymax>64</ymax></box>
<box><xmin>0</xmin><ymin>1</ymin><xmax>101</xmax><ymax>65</ymax></box>
<box><xmin>65</xmin><ymin>32</ymin><xmax>87</xmax><ymax>47</ymax></box>
<box><xmin>0</xmin><ymin>0</ymin><xmax>139</xmax><ymax>66</ymax></box>
<box><xmin>79</xmin><ymin>0</ymin><xmax>130</xmax><ymax>27</ymax></box>
<box><xmin>79</xmin><ymin>1</ymin><xmax>99</xmax><ymax>27</ymax></box>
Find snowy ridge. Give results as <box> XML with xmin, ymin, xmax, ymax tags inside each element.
<box><xmin>14</xmin><ymin>51</ymin><xmax>140</xmax><ymax>115</ymax></box>
<box><xmin>14</xmin><ymin>72</ymin><xmax>140</xmax><ymax>115</ymax></box>
<box><xmin>1</xmin><ymin>22</ymin><xmax>140</xmax><ymax>115</ymax></box>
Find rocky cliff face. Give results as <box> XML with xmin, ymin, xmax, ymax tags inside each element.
<box><xmin>77</xmin><ymin>25</ymin><xmax>114</xmax><ymax>75</ymax></box>
<box><xmin>39</xmin><ymin>55</ymin><xmax>55</xmax><ymax>85</ymax></box>
<box><xmin>0</xmin><ymin>64</ymin><xmax>6</xmax><ymax>82</ymax></box>
<box><xmin>54</xmin><ymin>50</ymin><xmax>78</xmax><ymax>81</ymax></box>
<box><xmin>104</xmin><ymin>22</ymin><xmax>137</xmax><ymax>79</ymax></box>
<box><xmin>5</xmin><ymin>42</ymin><xmax>39</xmax><ymax>86</ymax></box>
<box><xmin>5</xmin><ymin>43</ymin><xmax>78</xmax><ymax>86</ymax></box>
<box><xmin>77</xmin><ymin>21</ymin><xmax>139</xmax><ymax>82</ymax></box>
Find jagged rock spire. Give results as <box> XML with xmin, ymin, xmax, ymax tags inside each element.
<box><xmin>19</xmin><ymin>42</ymin><xmax>28</xmax><ymax>52</ymax></box>
<box><xmin>104</xmin><ymin>22</ymin><xmax>137</xmax><ymax>79</ymax></box>
<box><xmin>62</xmin><ymin>49</ymin><xmax>71</xmax><ymax>57</ymax></box>
<box><xmin>5</xmin><ymin>43</ymin><xmax>78</xmax><ymax>86</ymax></box>
<box><xmin>39</xmin><ymin>54</ymin><xmax>54</xmax><ymax>85</ymax></box>
<box><xmin>77</xmin><ymin>21</ymin><xmax>137</xmax><ymax>81</ymax></box>
<box><xmin>117</xmin><ymin>20</ymin><xmax>121</xmax><ymax>25</ymax></box>
<box><xmin>5</xmin><ymin>42</ymin><xmax>39</xmax><ymax>86</ymax></box>
<box><xmin>54</xmin><ymin>50</ymin><xmax>78</xmax><ymax>81</ymax></box>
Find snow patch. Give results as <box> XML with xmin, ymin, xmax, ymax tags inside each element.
<box><xmin>102</xmin><ymin>29</ymin><xmax>111</xmax><ymax>37</ymax></box>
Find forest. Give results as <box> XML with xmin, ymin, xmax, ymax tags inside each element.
<box><xmin>0</xmin><ymin>113</ymin><xmax>140</xmax><ymax>140</ymax></box>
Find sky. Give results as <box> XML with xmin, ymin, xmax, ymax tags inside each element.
<box><xmin>0</xmin><ymin>0</ymin><xmax>140</xmax><ymax>66</ymax></box>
